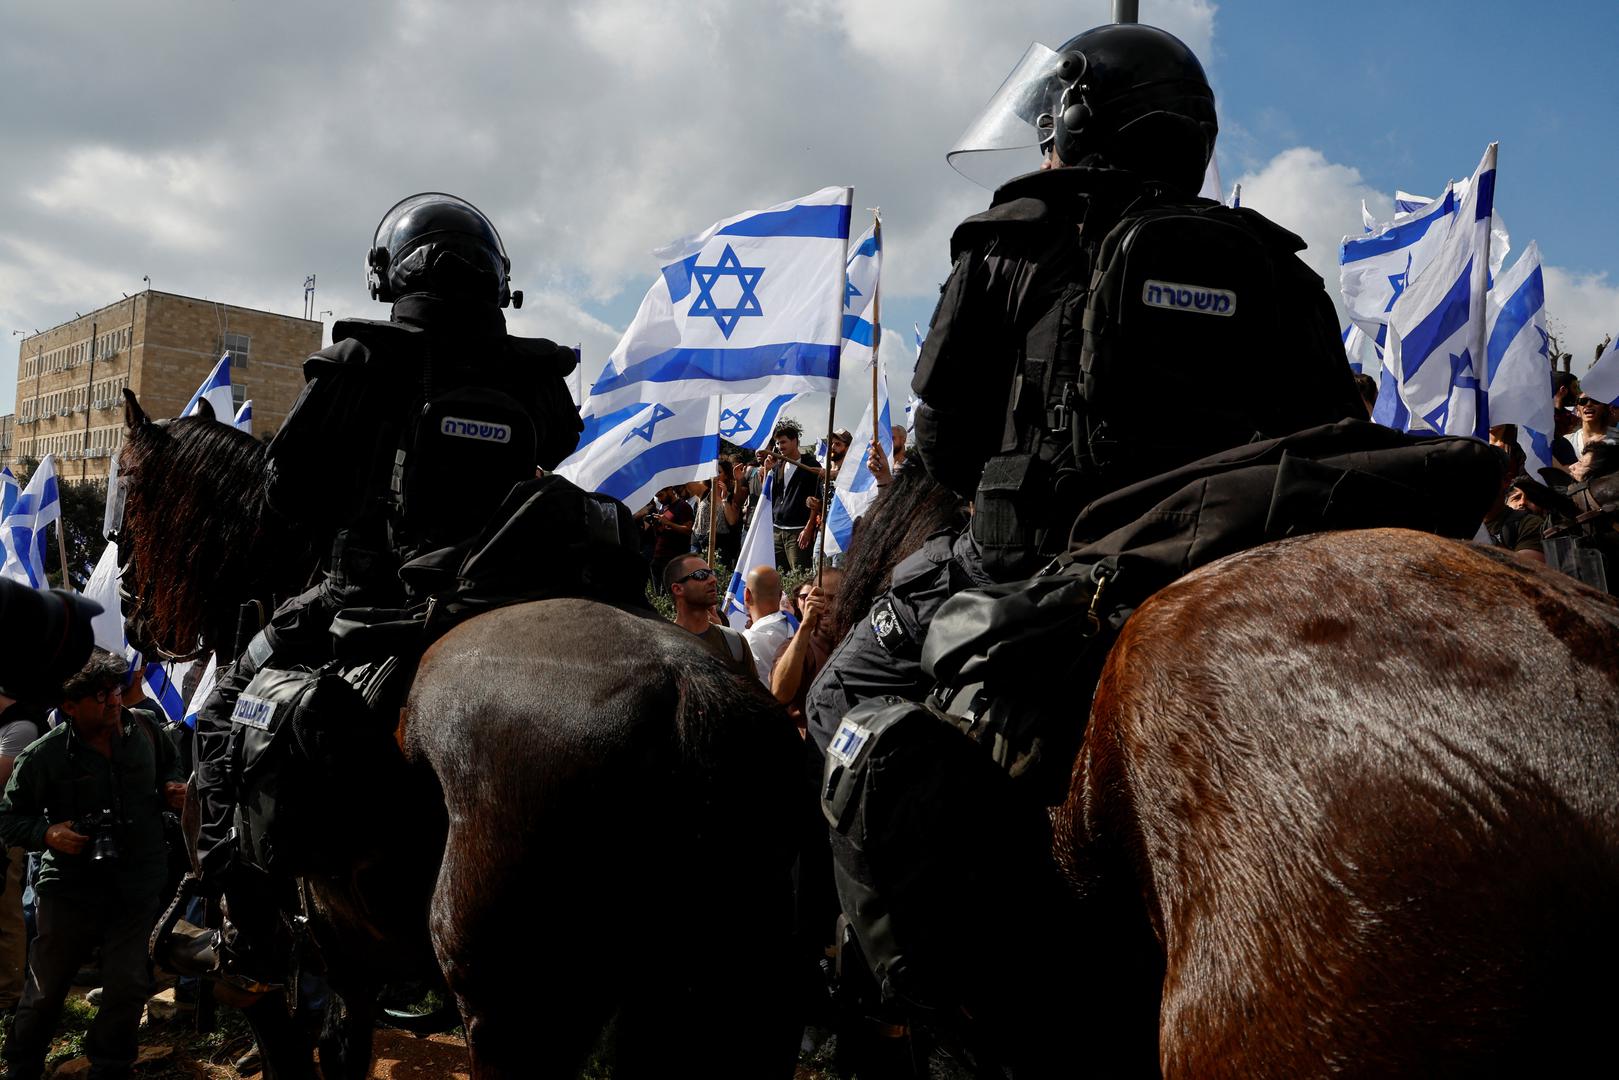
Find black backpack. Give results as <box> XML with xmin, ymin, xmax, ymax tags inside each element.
<box><xmin>950</xmin><ymin>171</ymin><xmax>1363</xmax><ymax>579</ymax></box>
<box><xmin>1075</xmin><ymin>200</ymin><xmax>1361</xmax><ymax>486</ymax></box>
<box><xmin>390</xmin><ymin>383</ymin><xmax>538</xmax><ymax>551</ymax></box>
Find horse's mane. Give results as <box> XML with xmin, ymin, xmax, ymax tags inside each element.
<box><xmin>122</xmin><ymin>414</ymin><xmax>281</xmax><ymax>655</ymax></box>
<box><xmin>829</xmin><ymin>453</ymin><xmax>969</xmax><ymax>644</ymax></box>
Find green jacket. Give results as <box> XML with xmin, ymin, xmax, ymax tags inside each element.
<box><xmin>0</xmin><ymin>711</ymin><xmax>182</xmax><ymax>902</ymax></box>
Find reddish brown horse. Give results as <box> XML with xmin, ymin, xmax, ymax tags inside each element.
<box><xmin>1053</xmin><ymin>528</ymin><xmax>1619</xmax><ymax>1075</ymax></box>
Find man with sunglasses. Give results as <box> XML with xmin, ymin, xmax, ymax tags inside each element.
<box><xmin>663</xmin><ymin>555</ymin><xmax>756</xmax><ymax>679</ymax></box>
<box><xmin>0</xmin><ymin>650</ymin><xmax>184</xmax><ymax>1080</ymax></box>
<box><xmin>1564</xmin><ymin>395</ymin><xmax>1616</xmax><ymax>464</ymax></box>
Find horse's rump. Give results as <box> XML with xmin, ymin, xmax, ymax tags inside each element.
<box><xmin>1065</xmin><ymin>528</ymin><xmax>1619</xmax><ymax>1076</ymax></box>
<box><xmin>401</xmin><ymin>598</ymin><xmax>804</xmax><ymax>1074</ymax></box>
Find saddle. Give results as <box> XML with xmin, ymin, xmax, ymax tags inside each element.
<box><xmin>822</xmin><ymin>419</ymin><xmax>1504</xmax><ymax>1006</ymax></box>
<box><xmin>329</xmin><ymin>472</ymin><xmax>649</xmax><ymax>665</ymax></box>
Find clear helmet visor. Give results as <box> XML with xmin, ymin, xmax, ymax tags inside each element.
<box><xmin>947</xmin><ymin>42</ymin><xmax>1063</xmax><ymax>189</ymax></box>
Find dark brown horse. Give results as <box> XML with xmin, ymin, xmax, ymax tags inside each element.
<box><xmin>1053</xmin><ymin>528</ymin><xmax>1619</xmax><ymax>1075</ymax></box>
<box><xmin>117</xmin><ymin>394</ymin><xmax>805</xmax><ymax>1078</ymax></box>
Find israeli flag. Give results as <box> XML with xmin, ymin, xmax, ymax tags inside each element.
<box><xmin>182</xmin><ymin>354</ymin><xmax>236</xmax><ymax>421</ymax></box>
<box><xmin>1342</xmin><ymin>181</ymin><xmax>1510</xmax><ymax>350</ymax></box>
<box><xmin>718</xmin><ymin>392</ymin><xmax>800</xmax><ymax>452</ymax></box>
<box><xmin>722</xmin><ymin>472</ymin><xmax>777</xmax><ymax>630</ymax></box>
<box><xmin>1484</xmin><ymin>241</ymin><xmax>1556</xmax><ymax>471</ymax></box>
<box><xmin>1</xmin><ymin>454</ymin><xmax>61</xmax><ymax>589</ymax></box>
<box><xmin>1381</xmin><ymin>143</ymin><xmax>1498</xmax><ymax>440</ymax></box>
<box><xmin>1343</xmin><ymin>324</ymin><xmax>1373</xmax><ymax>376</ymax></box>
<box><xmin>1341</xmin><ymin>189</ymin><xmax>1458</xmax><ymax>346</ymax></box>
<box><xmin>585</xmin><ymin>187</ymin><xmax>853</xmax><ymax>413</ymax></box>
<box><xmin>1584</xmin><ymin>334</ymin><xmax>1619</xmax><ymax>407</ymax></box>
<box><xmin>1227</xmin><ymin>183</ymin><xmax>1241</xmax><ymax>210</ymax></box>
<box><xmin>554</xmin><ymin>397</ymin><xmax>721</xmax><ymax>511</ymax></box>
<box><xmin>183</xmin><ymin>653</ymin><xmax>219</xmax><ymax>730</ymax></box>
<box><xmin>0</xmin><ymin>467</ymin><xmax>17</xmax><ymax>524</ymax></box>
<box><xmin>83</xmin><ymin>541</ymin><xmax>129</xmax><ymax>655</ymax></box>
<box><xmin>824</xmin><ymin>355</ymin><xmax>894</xmax><ymax>556</ymax></box>
<box><xmin>841</xmin><ymin>224</ymin><xmax>882</xmax><ymax>370</ymax></box>
<box><xmin>141</xmin><ymin>661</ymin><xmax>187</xmax><ymax>726</ymax></box>
<box><xmin>234</xmin><ymin>399</ymin><xmax>253</xmax><ymax>434</ymax></box>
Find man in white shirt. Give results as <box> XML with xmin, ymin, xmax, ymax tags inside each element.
<box><xmin>740</xmin><ymin>566</ymin><xmax>794</xmax><ymax>688</ymax></box>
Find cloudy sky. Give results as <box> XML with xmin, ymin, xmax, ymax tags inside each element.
<box><xmin>3</xmin><ymin>0</ymin><xmax>1615</xmax><ymax>434</ymax></box>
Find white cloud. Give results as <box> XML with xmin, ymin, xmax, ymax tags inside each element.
<box><xmin>0</xmin><ymin>0</ymin><xmax>1224</xmax><ymax>413</ymax></box>
<box><xmin>1543</xmin><ymin>266</ymin><xmax>1619</xmax><ymax>372</ymax></box>
<box><xmin>1231</xmin><ymin>147</ymin><xmax>1390</xmax><ymax>311</ymax></box>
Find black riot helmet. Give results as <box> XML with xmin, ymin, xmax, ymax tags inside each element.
<box><xmin>366</xmin><ymin>192</ymin><xmax>522</xmax><ymax>308</ymax></box>
<box><xmin>949</xmin><ymin>24</ymin><xmax>1216</xmax><ymax>194</ymax></box>
<box><xmin>1046</xmin><ymin>24</ymin><xmax>1216</xmax><ymax>191</ymax></box>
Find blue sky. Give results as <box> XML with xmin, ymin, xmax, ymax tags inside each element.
<box><xmin>1212</xmin><ymin>0</ymin><xmax>1615</xmax><ymax>280</ymax></box>
<box><xmin>3</xmin><ymin>1</ymin><xmax>1614</xmax><ymax>429</ymax></box>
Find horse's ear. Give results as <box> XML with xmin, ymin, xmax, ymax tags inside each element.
<box><xmin>195</xmin><ymin>398</ymin><xmax>216</xmax><ymax>423</ymax></box>
<box><xmin>123</xmin><ymin>388</ymin><xmax>149</xmax><ymax>430</ymax></box>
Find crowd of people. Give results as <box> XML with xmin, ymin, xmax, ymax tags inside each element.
<box><xmin>633</xmin><ymin>416</ymin><xmax>915</xmax><ymax>720</ymax></box>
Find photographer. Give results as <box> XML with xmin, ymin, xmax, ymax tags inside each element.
<box><xmin>0</xmin><ymin>650</ymin><xmax>184</xmax><ymax>1080</ymax></box>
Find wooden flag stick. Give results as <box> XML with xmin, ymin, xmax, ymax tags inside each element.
<box><xmin>56</xmin><ymin>515</ymin><xmax>73</xmax><ymax>593</ymax></box>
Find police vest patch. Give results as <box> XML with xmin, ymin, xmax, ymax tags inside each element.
<box><xmin>827</xmin><ymin>717</ymin><xmax>872</xmax><ymax>767</ymax></box>
<box><xmin>439</xmin><ymin>416</ymin><xmax>513</xmax><ymax>443</ymax></box>
<box><xmin>1142</xmin><ymin>279</ymin><xmax>1236</xmax><ymax>316</ymax></box>
<box><xmin>231</xmin><ymin>693</ymin><xmax>277</xmax><ymax>731</ymax></box>
<box><xmin>870</xmin><ymin>598</ymin><xmax>912</xmax><ymax>655</ymax></box>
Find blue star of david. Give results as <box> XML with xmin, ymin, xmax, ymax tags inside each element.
<box><xmin>688</xmin><ymin>244</ymin><xmax>764</xmax><ymax>339</ymax></box>
<box><xmin>1422</xmin><ymin>349</ymin><xmax>1481</xmax><ymax>433</ymax></box>
<box><xmin>718</xmin><ymin>407</ymin><xmax>753</xmax><ymax>440</ymax></box>
<box><xmin>622</xmin><ymin>403</ymin><xmax>675</xmax><ymax>445</ymax></box>
<box><xmin>1383</xmin><ymin>253</ymin><xmax>1414</xmax><ymax>314</ymax></box>
<box><xmin>1534</xmin><ymin>324</ymin><xmax>1552</xmax><ymax>364</ymax></box>
<box><xmin>845</xmin><ymin>278</ymin><xmax>862</xmax><ymax>308</ymax></box>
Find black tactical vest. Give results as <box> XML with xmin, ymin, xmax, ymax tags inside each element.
<box><xmin>913</xmin><ymin>167</ymin><xmax>1364</xmax><ymax>581</ymax></box>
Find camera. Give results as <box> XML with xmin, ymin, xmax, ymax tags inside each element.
<box><xmin>76</xmin><ymin>808</ymin><xmax>121</xmax><ymax>863</ymax></box>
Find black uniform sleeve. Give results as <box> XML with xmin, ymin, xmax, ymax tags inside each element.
<box><xmin>265</xmin><ymin>342</ymin><xmax>385</xmax><ymax>530</ymax></box>
<box><xmin>911</xmin><ymin>248</ymin><xmax>1023</xmax><ymax>500</ymax></box>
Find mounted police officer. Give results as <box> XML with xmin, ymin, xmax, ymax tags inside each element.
<box><xmin>166</xmin><ymin>193</ymin><xmax>583</xmax><ymax>988</ymax></box>
<box><xmin>806</xmin><ymin>22</ymin><xmax>1364</xmax><ymax>756</ymax></box>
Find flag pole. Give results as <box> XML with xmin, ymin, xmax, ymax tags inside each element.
<box><xmin>816</xmin><ymin>188</ymin><xmax>855</xmax><ymax>588</ymax></box>
<box><xmin>708</xmin><ymin>398</ymin><xmax>721</xmax><ymax>567</ymax></box>
<box><xmin>55</xmin><ymin>514</ymin><xmax>72</xmax><ymax>593</ymax></box>
<box><xmin>869</xmin><ymin>211</ymin><xmax>883</xmax><ymax>466</ymax></box>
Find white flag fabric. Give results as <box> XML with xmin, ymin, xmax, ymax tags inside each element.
<box><xmin>554</xmin><ymin>397</ymin><xmax>721</xmax><ymax>512</ymax></box>
<box><xmin>722</xmin><ymin>471</ymin><xmax>777</xmax><ymax>630</ymax></box>
<box><xmin>1341</xmin><ymin>189</ymin><xmax>1458</xmax><ymax>347</ymax></box>
<box><xmin>841</xmin><ymin>224</ymin><xmax>882</xmax><ymax>371</ymax></box>
<box><xmin>585</xmin><ymin>186</ymin><xmax>854</xmax><ymax>413</ymax></box>
<box><xmin>718</xmin><ymin>392</ymin><xmax>801</xmax><ymax>453</ymax></box>
<box><xmin>1484</xmin><ymin>241</ymin><xmax>1556</xmax><ymax>471</ymax></box>
<box><xmin>1585</xmin><ymin>335</ymin><xmax>1619</xmax><ymax>406</ymax></box>
<box><xmin>1</xmin><ymin>454</ymin><xmax>61</xmax><ymax>589</ymax></box>
<box><xmin>84</xmin><ymin>541</ymin><xmax>128</xmax><ymax>654</ymax></box>
<box><xmin>184</xmin><ymin>653</ymin><xmax>219</xmax><ymax>730</ymax></box>
<box><xmin>182</xmin><ymin>354</ymin><xmax>236</xmax><ymax>421</ymax></box>
<box><xmin>234</xmin><ymin>399</ymin><xmax>253</xmax><ymax>434</ymax></box>
<box><xmin>824</xmin><ymin>356</ymin><xmax>894</xmax><ymax>556</ymax></box>
<box><xmin>1342</xmin><ymin>179</ymin><xmax>1510</xmax><ymax>351</ymax></box>
<box><xmin>1379</xmin><ymin>143</ymin><xmax>1498</xmax><ymax>439</ymax></box>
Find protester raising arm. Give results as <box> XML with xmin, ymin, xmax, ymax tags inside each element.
<box><xmin>771</xmin><ymin>584</ymin><xmax>828</xmax><ymax>707</ymax></box>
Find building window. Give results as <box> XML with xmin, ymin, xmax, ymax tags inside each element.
<box><xmin>224</xmin><ymin>331</ymin><xmax>251</xmax><ymax>367</ymax></box>
<box><xmin>231</xmin><ymin>383</ymin><xmax>248</xmax><ymax>411</ymax></box>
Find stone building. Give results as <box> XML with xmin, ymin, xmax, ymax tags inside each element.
<box><xmin>8</xmin><ymin>290</ymin><xmax>321</xmax><ymax>481</ymax></box>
